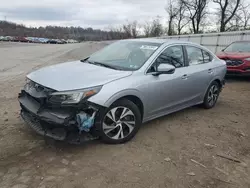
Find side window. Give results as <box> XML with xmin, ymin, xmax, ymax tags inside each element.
<box><xmin>186</xmin><ymin>46</ymin><xmax>204</xmax><ymax>65</ymax></box>
<box><xmin>156</xmin><ymin>45</ymin><xmax>185</xmax><ymax>68</ymax></box>
<box><xmin>202</xmin><ymin>50</ymin><xmax>213</xmax><ymax>63</ymax></box>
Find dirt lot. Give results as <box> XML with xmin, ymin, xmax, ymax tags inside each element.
<box><xmin>0</xmin><ymin>42</ymin><xmax>250</xmax><ymax>188</ymax></box>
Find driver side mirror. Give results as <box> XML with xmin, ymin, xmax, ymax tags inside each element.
<box><xmin>153</xmin><ymin>64</ymin><xmax>175</xmax><ymax>76</ymax></box>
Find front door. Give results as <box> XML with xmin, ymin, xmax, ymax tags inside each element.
<box><xmin>142</xmin><ymin>45</ymin><xmax>194</xmax><ymax>118</ymax></box>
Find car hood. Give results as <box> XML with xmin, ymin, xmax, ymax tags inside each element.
<box><xmin>217</xmin><ymin>52</ymin><xmax>250</xmax><ymax>59</ymax></box>
<box><xmin>27</xmin><ymin>61</ymin><xmax>132</xmax><ymax>91</ymax></box>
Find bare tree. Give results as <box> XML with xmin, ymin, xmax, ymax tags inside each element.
<box><xmin>150</xmin><ymin>17</ymin><xmax>163</xmax><ymax>37</ymax></box>
<box><xmin>182</xmin><ymin>0</ymin><xmax>208</xmax><ymax>34</ymax></box>
<box><xmin>227</xmin><ymin>14</ymin><xmax>242</xmax><ymax>31</ymax></box>
<box><xmin>123</xmin><ymin>23</ymin><xmax>133</xmax><ymax>38</ymax></box>
<box><xmin>131</xmin><ymin>21</ymin><xmax>139</xmax><ymax>38</ymax></box>
<box><xmin>227</xmin><ymin>1</ymin><xmax>250</xmax><ymax>31</ymax></box>
<box><xmin>0</xmin><ymin>20</ymin><xmax>129</xmax><ymax>41</ymax></box>
<box><xmin>165</xmin><ymin>0</ymin><xmax>179</xmax><ymax>35</ymax></box>
<box><xmin>175</xmin><ymin>0</ymin><xmax>190</xmax><ymax>35</ymax></box>
<box><xmin>123</xmin><ymin>21</ymin><xmax>139</xmax><ymax>38</ymax></box>
<box><xmin>143</xmin><ymin>21</ymin><xmax>152</xmax><ymax>37</ymax></box>
<box><xmin>213</xmin><ymin>0</ymin><xmax>241</xmax><ymax>32</ymax></box>
<box><xmin>142</xmin><ymin>17</ymin><xmax>164</xmax><ymax>37</ymax></box>
<box><xmin>108</xmin><ymin>26</ymin><xmax>126</xmax><ymax>39</ymax></box>
<box><xmin>239</xmin><ymin>1</ymin><xmax>250</xmax><ymax>29</ymax></box>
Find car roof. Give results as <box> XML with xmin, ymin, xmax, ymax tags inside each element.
<box><xmin>122</xmin><ymin>38</ymin><xmax>217</xmax><ymax>55</ymax></box>
<box><xmin>122</xmin><ymin>38</ymin><xmax>195</xmax><ymax>45</ymax></box>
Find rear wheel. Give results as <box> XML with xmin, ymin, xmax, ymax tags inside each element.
<box><xmin>203</xmin><ymin>81</ymin><xmax>220</xmax><ymax>109</ymax></box>
<box><xmin>97</xmin><ymin>99</ymin><xmax>142</xmax><ymax>144</ymax></box>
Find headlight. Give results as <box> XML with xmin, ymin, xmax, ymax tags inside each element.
<box><xmin>244</xmin><ymin>58</ymin><xmax>250</xmax><ymax>61</ymax></box>
<box><xmin>49</xmin><ymin>86</ymin><xmax>102</xmax><ymax>104</ymax></box>
<box><xmin>24</xmin><ymin>78</ymin><xmax>33</xmax><ymax>90</ymax></box>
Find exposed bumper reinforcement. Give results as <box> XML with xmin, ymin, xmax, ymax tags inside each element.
<box><xmin>21</xmin><ymin>111</ymin><xmax>67</xmax><ymax>141</ymax></box>
<box><xmin>21</xmin><ymin>110</ymin><xmax>99</xmax><ymax>143</ymax></box>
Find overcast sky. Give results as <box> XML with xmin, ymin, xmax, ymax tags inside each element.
<box><xmin>0</xmin><ymin>0</ymin><xmax>249</xmax><ymax>29</ymax></box>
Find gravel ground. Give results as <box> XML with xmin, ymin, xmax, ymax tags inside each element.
<box><xmin>0</xmin><ymin>42</ymin><xmax>249</xmax><ymax>188</ymax></box>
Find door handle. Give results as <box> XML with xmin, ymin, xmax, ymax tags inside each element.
<box><xmin>181</xmin><ymin>74</ymin><xmax>188</xmax><ymax>80</ymax></box>
<box><xmin>208</xmin><ymin>69</ymin><xmax>213</xmax><ymax>74</ymax></box>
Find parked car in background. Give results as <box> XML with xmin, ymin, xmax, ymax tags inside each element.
<box><xmin>60</xmin><ymin>39</ymin><xmax>67</xmax><ymax>44</ymax></box>
<box><xmin>1</xmin><ymin>36</ymin><xmax>70</xmax><ymax>44</ymax></box>
<box><xmin>47</xmin><ymin>39</ymin><xmax>58</xmax><ymax>44</ymax></box>
<box><xmin>66</xmin><ymin>39</ymin><xmax>78</xmax><ymax>43</ymax></box>
<box><xmin>55</xmin><ymin>39</ymin><xmax>66</xmax><ymax>44</ymax></box>
<box><xmin>38</xmin><ymin>38</ymin><xmax>49</xmax><ymax>43</ymax></box>
<box><xmin>19</xmin><ymin>39</ymin><xmax>226</xmax><ymax>144</ymax></box>
<box><xmin>1</xmin><ymin>36</ymin><xmax>14</xmax><ymax>41</ymax></box>
<box><xmin>25</xmin><ymin>37</ymin><xmax>33</xmax><ymax>43</ymax></box>
<box><xmin>217</xmin><ymin>41</ymin><xmax>250</xmax><ymax>76</ymax></box>
<box><xmin>33</xmin><ymin>38</ymin><xmax>43</xmax><ymax>43</ymax></box>
<box><xmin>25</xmin><ymin>37</ymin><xmax>38</xmax><ymax>43</ymax></box>
<box><xmin>13</xmin><ymin>36</ymin><xmax>29</xmax><ymax>42</ymax></box>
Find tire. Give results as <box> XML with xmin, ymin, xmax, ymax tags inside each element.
<box><xmin>202</xmin><ymin>81</ymin><xmax>221</xmax><ymax>109</ymax></box>
<box><xmin>95</xmin><ymin>99</ymin><xmax>142</xmax><ymax>144</ymax></box>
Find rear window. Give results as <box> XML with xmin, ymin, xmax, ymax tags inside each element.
<box><xmin>186</xmin><ymin>46</ymin><xmax>213</xmax><ymax>65</ymax></box>
<box><xmin>186</xmin><ymin>46</ymin><xmax>204</xmax><ymax>65</ymax></box>
<box><xmin>202</xmin><ymin>50</ymin><xmax>213</xmax><ymax>63</ymax></box>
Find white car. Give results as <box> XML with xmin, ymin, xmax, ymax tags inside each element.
<box><xmin>19</xmin><ymin>39</ymin><xmax>226</xmax><ymax>144</ymax></box>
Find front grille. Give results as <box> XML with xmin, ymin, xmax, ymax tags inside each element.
<box><xmin>24</xmin><ymin>81</ymin><xmax>55</xmax><ymax>105</ymax></box>
<box><xmin>25</xmin><ymin>81</ymin><xmax>54</xmax><ymax>95</ymax></box>
<box><xmin>22</xmin><ymin>90</ymin><xmax>46</xmax><ymax>105</ymax></box>
<box><xmin>221</xmin><ymin>58</ymin><xmax>244</xmax><ymax>66</ymax></box>
<box><xmin>32</xmin><ymin>94</ymin><xmax>46</xmax><ymax>105</ymax></box>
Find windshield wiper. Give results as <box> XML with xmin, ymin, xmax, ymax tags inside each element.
<box><xmin>86</xmin><ymin>60</ymin><xmax>119</xmax><ymax>70</ymax></box>
<box><xmin>80</xmin><ymin>57</ymin><xmax>89</xmax><ymax>63</ymax></box>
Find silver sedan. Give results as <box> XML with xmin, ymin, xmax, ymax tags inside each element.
<box><xmin>19</xmin><ymin>39</ymin><xmax>227</xmax><ymax>144</ymax></box>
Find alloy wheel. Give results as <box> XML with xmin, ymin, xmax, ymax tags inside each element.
<box><xmin>102</xmin><ymin>107</ymin><xmax>136</xmax><ymax>140</ymax></box>
<box><xmin>207</xmin><ymin>85</ymin><xmax>219</xmax><ymax>106</ymax></box>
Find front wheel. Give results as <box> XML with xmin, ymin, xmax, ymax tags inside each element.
<box><xmin>96</xmin><ymin>99</ymin><xmax>142</xmax><ymax>144</ymax></box>
<box><xmin>202</xmin><ymin>81</ymin><xmax>221</xmax><ymax>109</ymax></box>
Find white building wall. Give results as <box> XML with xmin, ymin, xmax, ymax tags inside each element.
<box><xmin>159</xmin><ymin>30</ymin><xmax>250</xmax><ymax>53</ymax></box>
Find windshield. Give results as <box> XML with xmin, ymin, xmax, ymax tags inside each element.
<box><xmin>224</xmin><ymin>42</ymin><xmax>250</xmax><ymax>52</ymax></box>
<box><xmin>87</xmin><ymin>40</ymin><xmax>161</xmax><ymax>70</ymax></box>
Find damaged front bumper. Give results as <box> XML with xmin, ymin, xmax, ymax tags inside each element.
<box><xmin>18</xmin><ymin>90</ymin><xmax>102</xmax><ymax>143</ymax></box>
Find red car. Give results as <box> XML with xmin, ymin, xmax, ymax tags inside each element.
<box><xmin>13</xmin><ymin>36</ymin><xmax>29</xmax><ymax>42</ymax></box>
<box><xmin>217</xmin><ymin>41</ymin><xmax>250</xmax><ymax>76</ymax></box>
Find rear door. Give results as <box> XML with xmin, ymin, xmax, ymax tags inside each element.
<box><xmin>183</xmin><ymin>45</ymin><xmax>215</xmax><ymax>102</ymax></box>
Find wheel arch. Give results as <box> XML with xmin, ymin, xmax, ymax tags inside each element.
<box><xmin>203</xmin><ymin>78</ymin><xmax>223</xmax><ymax>99</ymax></box>
<box><xmin>213</xmin><ymin>78</ymin><xmax>223</xmax><ymax>89</ymax></box>
<box><xmin>117</xmin><ymin>95</ymin><xmax>144</xmax><ymax>120</ymax></box>
<box><xmin>104</xmin><ymin>90</ymin><xmax>144</xmax><ymax>119</ymax></box>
